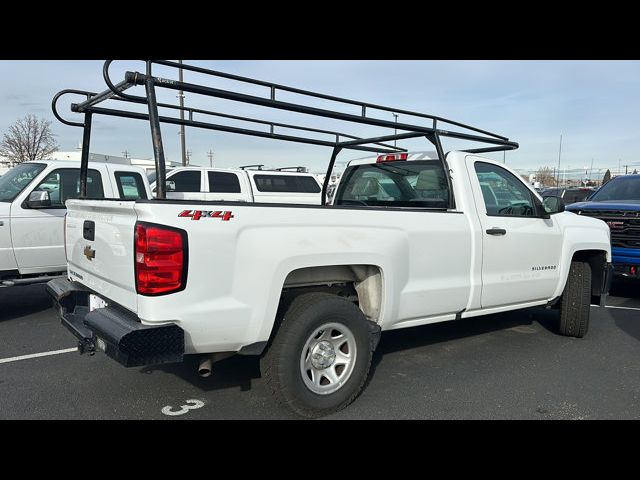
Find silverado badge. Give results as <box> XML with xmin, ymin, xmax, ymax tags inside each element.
<box><xmin>84</xmin><ymin>245</ymin><xmax>96</xmax><ymax>261</ymax></box>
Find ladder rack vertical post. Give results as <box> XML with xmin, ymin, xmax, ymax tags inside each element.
<box><xmin>144</xmin><ymin>62</ymin><xmax>168</xmax><ymax>199</ymax></box>
<box><xmin>79</xmin><ymin>112</ymin><xmax>92</xmax><ymax>199</ymax></box>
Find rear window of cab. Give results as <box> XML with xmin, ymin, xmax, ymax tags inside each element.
<box><xmin>335</xmin><ymin>160</ymin><xmax>449</xmax><ymax>209</ymax></box>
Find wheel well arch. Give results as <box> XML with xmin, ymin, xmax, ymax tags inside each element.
<box><xmin>280</xmin><ymin>264</ymin><xmax>384</xmax><ymax>324</ymax></box>
<box><xmin>571</xmin><ymin>249</ymin><xmax>608</xmax><ymax>302</ymax></box>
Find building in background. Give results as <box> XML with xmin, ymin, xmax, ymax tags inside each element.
<box><xmin>1</xmin><ymin>151</ymin><xmax>182</xmax><ymax>176</ymax></box>
<box><xmin>47</xmin><ymin>151</ymin><xmax>182</xmax><ymax>173</ymax></box>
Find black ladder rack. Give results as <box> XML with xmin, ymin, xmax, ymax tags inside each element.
<box><xmin>52</xmin><ymin>60</ymin><xmax>519</xmax><ymax>206</ymax></box>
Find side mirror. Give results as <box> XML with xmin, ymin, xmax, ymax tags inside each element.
<box><xmin>543</xmin><ymin>196</ymin><xmax>565</xmax><ymax>216</ymax></box>
<box><xmin>166</xmin><ymin>180</ymin><xmax>176</xmax><ymax>191</ymax></box>
<box><xmin>25</xmin><ymin>190</ymin><xmax>51</xmax><ymax>208</ymax></box>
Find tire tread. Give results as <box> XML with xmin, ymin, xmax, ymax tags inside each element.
<box><xmin>559</xmin><ymin>261</ymin><xmax>591</xmax><ymax>338</ymax></box>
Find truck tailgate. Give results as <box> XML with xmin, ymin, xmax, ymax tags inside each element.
<box><xmin>65</xmin><ymin>199</ymin><xmax>138</xmax><ymax>313</ymax></box>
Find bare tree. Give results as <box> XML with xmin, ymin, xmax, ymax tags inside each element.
<box><xmin>535</xmin><ymin>166</ymin><xmax>556</xmax><ymax>187</ymax></box>
<box><xmin>0</xmin><ymin>114</ymin><xmax>59</xmax><ymax>163</ymax></box>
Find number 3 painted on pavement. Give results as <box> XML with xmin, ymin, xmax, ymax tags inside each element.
<box><xmin>161</xmin><ymin>399</ymin><xmax>205</xmax><ymax>416</ymax></box>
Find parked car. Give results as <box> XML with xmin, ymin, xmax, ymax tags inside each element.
<box><xmin>47</xmin><ymin>61</ymin><xmax>612</xmax><ymax>418</ymax></box>
<box><xmin>149</xmin><ymin>166</ymin><xmax>323</xmax><ymax>205</ymax></box>
<box><xmin>0</xmin><ymin>160</ymin><xmax>151</xmax><ymax>288</ymax></box>
<box><xmin>566</xmin><ymin>175</ymin><xmax>640</xmax><ymax>278</ymax></box>
<box><xmin>540</xmin><ymin>187</ymin><xmax>594</xmax><ymax>205</ymax></box>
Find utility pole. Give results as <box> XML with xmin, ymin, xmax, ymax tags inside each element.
<box><xmin>625</xmin><ymin>164</ymin><xmax>629</xmax><ymax>175</ymax></box>
<box><xmin>556</xmin><ymin>134</ymin><xmax>562</xmax><ymax>188</ymax></box>
<box><xmin>503</xmin><ymin>151</ymin><xmax>506</xmax><ymax>164</ymax></box>
<box><xmin>186</xmin><ymin>150</ymin><xmax>192</xmax><ymax>165</ymax></box>
<box><xmin>122</xmin><ymin>150</ymin><xmax>130</xmax><ymax>159</ymax></box>
<box><xmin>392</xmin><ymin>113</ymin><xmax>398</xmax><ymax>148</ymax></box>
<box><xmin>178</xmin><ymin>60</ymin><xmax>187</xmax><ymax>167</ymax></box>
<box><xmin>207</xmin><ymin>149</ymin><xmax>214</xmax><ymax>168</ymax></box>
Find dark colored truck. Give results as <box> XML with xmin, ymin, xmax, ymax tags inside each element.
<box><xmin>566</xmin><ymin>175</ymin><xmax>640</xmax><ymax>278</ymax></box>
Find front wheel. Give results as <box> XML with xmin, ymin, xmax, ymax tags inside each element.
<box><xmin>558</xmin><ymin>261</ymin><xmax>592</xmax><ymax>338</ymax></box>
<box><xmin>260</xmin><ymin>292</ymin><xmax>375</xmax><ymax>418</ymax></box>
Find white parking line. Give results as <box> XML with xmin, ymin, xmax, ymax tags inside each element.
<box><xmin>0</xmin><ymin>347</ymin><xmax>78</xmax><ymax>365</ymax></box>
<box><xmin>605</xmin><ymin>305</ymin><xmax>640</xmax><ymax>312</ymax></box>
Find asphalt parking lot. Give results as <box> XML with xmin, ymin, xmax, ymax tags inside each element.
<box><xmin>1</xmin><ymin>280</ymin><xmax>639</xmax><ymax>420</ymax></box>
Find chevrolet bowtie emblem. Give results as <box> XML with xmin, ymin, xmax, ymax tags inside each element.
<box><xmin>84</xmin><ymin>245</ymin><xmax>96</xmax><ymax>261</ymax></box>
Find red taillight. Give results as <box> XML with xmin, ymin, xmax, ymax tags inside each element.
<box><xmin>135</xmin><ymin>223</ymin><xmax>186</xmax><ymax>295</ymax></box>
<box><xmin>377</xmin><ymin>153</ymin><xmax>408</xmax><ymax>163</ymax></box>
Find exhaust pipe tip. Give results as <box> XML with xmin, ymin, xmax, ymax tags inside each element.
<box><xmin>198</xmin><ymin>357</ymin><xmax>212</xmax><ymax>378</ymax></box>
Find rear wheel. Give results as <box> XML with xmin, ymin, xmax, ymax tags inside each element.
<box><xmin>558</xmin><ymin>261</ymin><xmax>591</xmax><ymax>338</ymax></box>
<box><xmin>261</xmin><ymin>292</ymin><xmax>374</xmax><ymax>418</ymax></box>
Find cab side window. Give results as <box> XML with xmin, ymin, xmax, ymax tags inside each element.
<box><xmin>208</xmin><ymin>171</ymin><xmax>241</xmax><ymax>193</ymax></box>
<box><xmin>115</xmin><ymin>172</ymin><xmax>148</xmax><ymax>200</ymax></box>
<box><xmin>32</xmin><ymin>168</ymin><xmax>103</xmax><ymax>208</ymax></box>
<box><xmin>169</xmin><ymin>171</ymin><xmax>202</xmax><ymax>192</ymax></box>
<box><xmin>474</xmin><ymin>162</ymin><xmax>535</xmax><ymax>217</ymax></box>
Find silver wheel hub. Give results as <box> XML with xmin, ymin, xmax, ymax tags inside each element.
<box><xmin>310</xmin><ymin>341</ymin><xmax>336</xmax><ymax>369</ymax></box>
<box><xmin>300</xmin><ymin>322</ymin><xmax>357</xmax><ymax>395</ymax></box>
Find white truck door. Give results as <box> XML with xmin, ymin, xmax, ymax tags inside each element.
<box><xmin>203</xmin><ymin>170</ymin><xmax>250</xmax><ymax>202</ymax></box>
<box><xmin>0</xmin><ymin>202</ymin><xmax>18</xmax><ymax>273</ymax></box>
<box><xmin>164</xmin><ymin>170</ymin><xmax>204</xmax><ymax>200</ymax></box>
<box><xmin>466</xmin><ymin>157</ymin><xmax>563</xmax><ymax>308</ymax></box>
<box><xmin>10</xmin><ymin>167</ymin><xmax>106</xmax><ymax>273</ymax></box>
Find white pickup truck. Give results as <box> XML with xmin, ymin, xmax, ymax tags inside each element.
<box><xmin>150</xmin><ymin>166</ymin><xmax>323</xmax><ymax>204</ymax></box>
<box><xmin>47</xmin><ymin>61</ymin><xmax>613</xmax><ymax>418</ymax></box>
<box><xmin>1</xmin><ymin>160</ymin><xmax>151</xmax><ymax>288</ymax></box>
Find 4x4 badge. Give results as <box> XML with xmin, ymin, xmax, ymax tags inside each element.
<box><xmin>84</xmin><ymin>245</ymin><xmax>96</xmax><ymax>261</ymax></box>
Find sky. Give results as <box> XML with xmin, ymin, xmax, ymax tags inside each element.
<box><xmin>0</xmin><ymin>60</ymin><xmax>638</xmax><ymax>178</ymax></box>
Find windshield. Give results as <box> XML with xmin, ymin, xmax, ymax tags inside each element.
<box><xmin>589</xmin><ymin>176</ymin><xmax>640</xmax><ymax>202</ymax></box>
<box><xmin>0</xmin><ymin>163</ymin><xmax>46</xmax><ymax>202</ymax></box>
